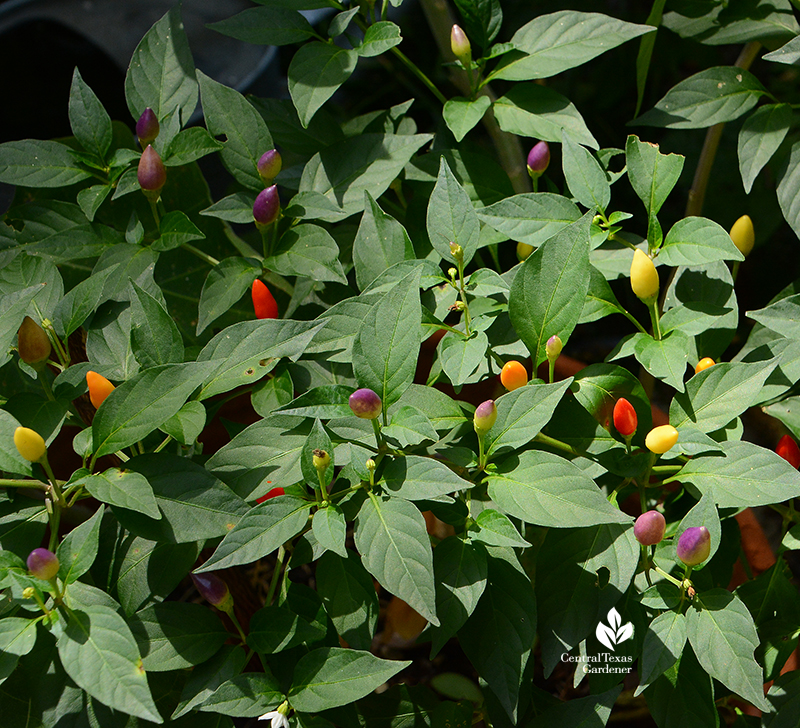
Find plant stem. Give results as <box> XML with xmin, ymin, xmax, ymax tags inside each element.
<box><xmin>226</xmin><ymin>608</ymin><xmax>248</xmax><ymax>645</ymax></box>
<box><xmin>652</xmin><ymin>564</ymin><xmax>683</xmax><ymax>589</ymax></box>
<box><xmin>534</xmin><ymin>432</ymin><xmax>580</xmax><ymax>457</ymax></box>
<box><xmin>266</xmin><ymin>545</ymin><xmax>286</xmax><ymax>606</ymax></box>
<box><xmin>648</xmin><ymin>300</ymin><xmax>662</xmax><ymax>341</ymax></box>
<box><xmin>389</xmin><ymin>47</ymin><xmax>448</xmax><ymax>104</ymax></box>
<box><xmin>181</xmin><ymin>243</ymin><xmax>220</xmax><ymax>268</ymax></box>
<box><xmin>0</xmin><ymin>479</ymin><xmax>49</xmax><ymax>490</ymax></box>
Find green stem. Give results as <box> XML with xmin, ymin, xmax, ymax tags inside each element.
<box><xmin>652</xmin><ymin>464</ymin><xmax>682</xmax><ymax>475</ymax></box>
<box><xmin>148</xmin><ymin>198</ymin><xmax>160</xmax><ymax>226</ymax></box>
<box><xmin>225</xmin><ymin>608</ymin><xmax>248</xmax><ymax>645</ymax></box>
<box><xmin>477</xmin><ymin>431</ymin><xmax>486</xmax><ymax>470</ymax></box>
<box><xmin>389</xmin><ymin>47</ymin><xmax>447</xmax><ymax>104</ymax></box>
<box><xmin>648</xmin><ymin>300</ymin><xmax>662</xmax><ymax>341</ymax></box>
<box><xmin>732</xmin><ymin>260</ymin><xmax>741</xmax><ymax>283</ymax></box>
<box><xmin>533</xmin><ymin>432</ymin><xmax>580</xmax><ymax>457</ymax></box>
<box><xmin>153</xmin><ymin>435</ymin><xmax>173</xmax><ymax>453</ymax></box>
<box><xmin>47</xmin><ymin>504</ymin><xmax>61</xmax><ymax>552</ymax></box>
<box><xmin>455</xmin><ymin>259</ymin><xmax>472</xmax><ymax>335</ymax></box>
<box><xmin>652</xmin><ymin>564</ymin><xmax>683</xmax><ymax>589</ymax></box>
<box><xmin>641</xmin><ymin>544</ymin><xmax>653</xmax><ymax>587</ymax></box>
<box><xmin>371</xmin><ymin>418</ymin><xmax>385</xmax><ymax>450</ymax></box>
<box><xmin>0</xmin><ymin>479</ymin><xmax>49</xmax><ymax>490</ymax></box>
<box><xmin>548</xmin><ymin>359</ymin><xmax>555</xmax><ymax>385</ymax></box>
<box><xmin>266</xmin><ymin>545</ymin><xmax>287</xmax><ymax>606</ymax></box>
<box><xmin>181</xmin><ymin>243</ymin><xmax>220</xmax><ymax>268</ymax></box>
<box><xmin>37</xmin><ymin>370</ymin><xmax>56</xmax><ymax>401</ymax></box>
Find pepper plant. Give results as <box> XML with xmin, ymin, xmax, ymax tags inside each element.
<box><xmin>2</xmin><ymin>1</ymin><xmax>800</xmax><ymax>726</ymax></box>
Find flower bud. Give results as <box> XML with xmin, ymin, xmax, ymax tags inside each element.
<box><xmin>257</xmin><ymin>149</ymin><xmax>282</xmax><ymax>185</ymax></box>
<box><xmin>500</xmin><ymin>360</ymin><xmax>527</xmax><ymax>391</ymax></box>
<box><xmin>366</xmin><ymin>458</ymin><xmax>376</xmax><ymax>472</ymax></box>
<box><xmin>729</xmin><ymin>215</ymin><xmax>754</xmax><ymax>257</ymax></box>
<box><xmin>22</xmin><ymin>587</ymin><xmax>35</xmax><ymax>600</ymax></box>
<box><xmin>253</xmin><ymin>185</ymin><xmax>280</xmax><ymax>228</ymax></box>
<box><xmin>450</xmin><ymin>25</ymin><xmax>471</xmax><ymax>68</ymax></box>
<box><xmin>776</xmin><ymin>434</ymin><xmax>800</xmax><ymax>470</ymax></box>
<box><xmin>256</xmin><ymin>486</ymin><xmax>285</xmax><ymax>504</ymax></box>
<box><xmin>449</xmin><ymin>242</ymin><xmax>463</xmax><ymax>260</ymax></box>
<box><xmin>313</xmin><ymin>448</ymin><xmax>331</xmax><ymax>473</ymax></box>
<box><xmin>645</xmin><ymin>424</ymin><xmax>679</xmax><ymax>455</ymax></box>
<box><xmin>138</xmin><ymin>145</ymin><xmax>166</xmax><ymax>194</ymax></box>
<box><xmin>17</xmin><ymin>316</ymin><xmax>51</xmax><ymax>368</ymax></box>
<box><xmin>634</xmin><ymin>510</ymin><xmax>665</xmax><ymax>546</ymax></box>
<box><xmin>474</xmin><ymin>399</ymin><xmax>497</xmax><ymax>433</ymax></box>
<box><xmin>136</xmin><ymin>108</ymin><xmax>159</xmax><ymax>147</ymax></box>
<box><xmin>517</xmin><ymin>242</ymin><xmax>534</xmax><ymax>261</ymax></box>
<box><xmin>252</xmin><ymin>279</ymin><xmax>279</xmax><ymax>320</ymax></box>
<box><xmin>349</xmin><ymin>388</ymin><xmax>382</xmax><ymax>419</ymax></box>
<box><xmin>86</xmin><ymin>371</ymin><xmax>115</xmax><ymax>409</ymax></box>
<box><xmin>613</xmin><ymin>398</ymin><xmax>637</xmax><ymax>438</ymax></box>
<box><xmin>191</xmin><ymin>572</ymin><xmax>233</xmax><ymax>610</ymax></box>
<box><xmin>676</xmin><ymin>526</ymin><xmax>711</xmax><ymax>566</ymax></box>
<box><xmin>14</xmin><ymin>427</ymin><xmax>46</xmax><ymax>463</ymax></box>
<box><xmin>27</xmin><ymin>548</ymin><xmax>59</xmax><ymax>580</ymax></box>
<box><xmin>545</xmin><ymin>334</ymin><xmax>562</xmax><ymax>362</ymax></box>
<box><xmin>630</xmin><ymin>249</ymin><xmax>659</xmax><ymax>302</ymax></box>
<box><xmin>447</xmin><ymin>267</ymin><xmax>458</xmax><ymax>281</ymax></box>
<box><xmin>695</xmin><ymin>357</ymin><xmax>715</xmax><ymax>374</ymax></box>
<box><xmin>527</xmin><ymin>141</ymin><xmax>550</xmax><ymax>179</ymax></box>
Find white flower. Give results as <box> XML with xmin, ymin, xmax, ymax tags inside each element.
<box><xmin>257</xmin><ymin>710</ymin><xmax>290</xmax><ymax>728</ymax></box>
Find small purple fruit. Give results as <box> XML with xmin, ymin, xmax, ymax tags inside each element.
<box><xmin>136</xmin><ymin>107</ymin><xmax>159</xmax><ymax>147</ymax></box>
<box><xmin>349</xmin><ymin>388</ymin><xmax>382</xmax><ymax>419</ymax></box>
<box><xmin>138</xmin><ymin>145</ymin><xmax>166</xmax><ymax>193</ymax></box>
<box><xmin>27</xmin><ymin>548</ymin><xmax>59</xmax><ymax>580</ymax></box>
<box><xmin>257</xmin><ymin>149</ymin><xmax>282</xmax><ymax>185</ymax></box>
<box><xmin>677</xmin><ymin>526</ymin><xmax>711</xmax><ymax>566</ymax></box>
<box><xmin>527</xmin><ymin>141</ymin><xmax>550</xmax><ymax>179</ymax></box>
<box><xmin>191</xmin><ymin>573</ymin><xmax>232</xmax><ymax>609</ymax></box>
<box><xmin>634</xmin><ymin>510</ymin><xmax>666</xmax><ymax>546</ymax></box>
<box><xmin>253</xmin><ymin>185</ymin><xmax>280</xmax><ymax>227</ymax></box>
<box><xmin>450</xmin><ymin>25</ymin><xmax>471</xmax><ymax>68</ymax></box>
<box><xmin>474</xmin><ymin>399</ymin><xmax>497</xmax><ymax>433</ymax></box>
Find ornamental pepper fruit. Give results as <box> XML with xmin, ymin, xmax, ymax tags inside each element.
<box><xmin>613</xmin><ymin>398</ymin><xmax>637</xmax><ymax>438</ymax></box>
<box><xmin>137</xmin><ymin>145</ymin><xmax>166</xmax><ymax>198</ymax></box>
<box><xmin>14</xmin><ymin>427</ymin><xmax>46</xmax><ymax>463</ymax></box>
<box><xmin>634</xmin><ymin>510</ymin><xmax>666</xmax><ymax>546</ymax></box>
<box><xmin>645</xmin><ymin>424</ymin><xmax>678</xmax><ymax>455</ymax></box>
<box><xmin>474</xmin><ymin>400</ymin><xmax>497</xmax><ymax>433</ymax></box>
<box><xmin>677</xmin><ymin>526</ymin><xmax>711</xmax><ymax>566</ymax></box>
<box><xmin>630</xmin><ymin>249</ymin><xmax>659</xmax><ymax>303</ymax></box>
<box><xmin>545</xmin><ymin>334</ymin><xmax>562</xmax><ymax>362</ymax></box>
<box><xmin>349</xmin><ymin>388</ymin><xmax>382</xmax><ymax>419</ymax></box>
<box><xmin>257</xmin><ymin>149</ymin><xmax>282</xmax><ymax>185</ymax></box>
<box><xmin>86</xmin><ymin>371</ymin><xmax>115</xmax><ymax>409</ymax></box>
<box><xmin>500</xmin><ymin>360</ymin><xmax>528</xmax><ymax>391</ymax></box>
<box><xmin>450</xmin><ymin>25</ymin><xmax>471</xmax><ymax>69</ymax></box>
<box><xmin>17</xmin><ymin>316</ymin><xmax>51</xmax><ymax>369</ymax></box>
<box><xmin>191</xmin><ymin>573</ymin><xmax>233</xmax><ymax>611</ymax></box>
<box><xmin>256</xmin><ymin>486</ymin><xmax>285</xmax><ymax>504</ymax></box>
<box><xmin>695</xmin><ymin>357</ymin><xmax>715</xmax><ymax>374</ymax></box>
<box><xmin>729</xmin><ymin>215</ymin><xmax>754</xmax><ymax>257</ymax></box>
<box><xmin>517</xmin><ymin>242</ymin><xmax>534</xmax><ymax>261</ymax></box>
<box><xmin>776</xmin><ymin>434</ymin><xmax>800</xmax><ymax>469</ymax></box>
<box><xmin>136</xmin><ymin>108</ymin><xmax>159</xmax><ymax>147</ymax></box>
<box><xmin>252</xmin><ymin>279</ymin><xmax>279</xmax><ymax>320</ymax></box>
<box><xmin>527</xmin><ymin>141</ymin><xmax>550</xmax><ymax>180</ymax></box>
<box><xmin>253</xmin><ymin>185</ymin><xmax>280</xmax><ymax>228</ymax></box>
<box><xmin>27</xmin><ymin>548</ymin><xmax>59</xmax><ymax>580</ymax></box>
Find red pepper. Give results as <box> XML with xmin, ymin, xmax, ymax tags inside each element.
<box><xmin>613</xmin><ymin>398</ymin><xmax>637</xmax><ymax>438</ymax></box>
<box><xmin>256</xmin><ymin>486</ymin><xmax>284</xmax><ymax>504</ymax></box>
<box><xmin>776</xmin><ymin>435</ymin><xmax>800</xmax><ymax>469</ymax></box>
<box><xmin>252</xmin><ymin>279</ymin><xmax>278</xmax><ymax>320</ymax></box>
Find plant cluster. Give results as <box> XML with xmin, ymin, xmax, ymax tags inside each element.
<box><xmin>2</xmin><ymin>1</ymin><xmax>800</xmax><ymax>726</ymax></box>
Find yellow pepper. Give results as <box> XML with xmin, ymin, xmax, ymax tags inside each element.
<box><xmin>729</xmin><ymin>215</ymin><xmax>754</xmax><ymax>257</ymax></box>
<box><xmin>14</xmin><ymin>427</ymin><xmax>46</xmax><ymax>462</ymax></box>
<box><xmin>630</xmin><ymin>249</ymin><xmax>659</xmax><ymax>302</ymax></box>
<box><xmin>645</xmin><ymin>425</ymin><xmax>679</xmax><ymax>455</ymax></box>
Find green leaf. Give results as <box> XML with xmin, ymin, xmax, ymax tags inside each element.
<box><xmin>508</xmin><ymin>212</ymin><xmax>592</xmax><ymax>366</ymax></box>
<box><xmin>658</xmin><ymin>217</ymin><xmax>744</xmax><ymax>267</ymax></box>
<box><xmin>0</xmin><ymin>410</ymin><xmax>32</xmax><ymax>476</ymax></box>
<box><xmin>151</xmin><ymin>210</ymin><xmax>205</xmax><ymax>252</ymax></box>
<box><xmin>459</xmin><ymin>555</ymin><xmax>535</xmax><ymax>721</ymax></box>
<box><xmin>777</xmin><ymin>141</ymin><xmax>800</xmax><ymax>240</ymax></box>
<box><xmin>56</xmin><ymin>506</ymin><xmax>104</xmax><ymax>585</ymax></box>
<box><xmin>0</xmin><ymin>618</ymin><xmax>38</xmax><ymax>657</ymax></box>
<box><xmin>686</xmin><ymin>589</ymin><xmax>771</xmax><ymax>711</ymax></box>
<box><xmin>197</xmin><ymin>319</ymin><xmax>324</xmax><ymax>400</ymax></box>
<box><xmin>199</xmin><ymin>672</ymin><xmax>283</xmax><ymax>717</ymax></box>
<box><xmin>561</xmin><ymin>132</ymin><xmax>610</xmax><ymax>212</ymax></box>
<box><xmin>288</xmin><ymin>42</ymin><xmax>358</xmax><ymax>127</ymax></box>
<box><xmin>472</xmin><ymin>509</ymin><xmax>530</xmax><ymax>548</ymax></box>
<box><xmin>477</xmin><ymin>193</ymin><xmax>581</xmax><ymax>247</ymax></box>
<box><xmin>443</xmin><ymin>96</ymin><xmax>491</xmax><ymax>143</ymax></box>
<box><xmin>0</xmin><ymin>140</ymin><xmax>91</xmax><ymax>187</ymax></box>
<box><xmin>312</xmin><ymin>504</ymin><xmax>348</xmax><ymax>558</ymax></box>
<box><xmin>352</xmin><ymin>268</ymin><xmax>421</xmax><ymax>409</ymax></box>
<box><xmin>490</xmin><ymin>10</ymin><xmax>653</xmax><ymax>81</ymax></box>
<box><xmin>353</xmin><ymin>192</ymin><xmax>414</xmax><ymax>291</ymax></box>
<box><xmin>453</xmin><ymin>0</ymin><xmax>502</xmax><ymax>50</ymax></box>
<box><xmin>382</xmin><ymin>455</ymin><xmax>473</xmax><ymax>501</ymax></box>
<box><xmin>329</xmin><ymin>7</ymin><xmax>359</xmax><ymax>36</ymax></box>
<box><xmin>115</xmin><ymin>454</ymin><xmax>250</xmax><ymax>543</ymax></box>
<box><xmin>275</xmin><ymin>385</ymin><xmax>356</xmax><ymax>419</ymax></box>
<box><xmin>69</xmin><ymin>68</ymin><xmax>112</xmax><ymax>159</ymax></box>
<box><xmin>738</xmin><ymin>103</ymin><xmax>792</xmax><ymax>193</ymax></box>
<box><xmin>162</xmin><ymin>127</ymin><xmax>223</xmax><ymax>166</ymax></box>
<box><xmin>636</xmin><ymin>611</ymin><xmax>688</xmax><ymax>695</ymax></box>
<box><xmin>358</xmin><ymin>21</ymin><xmax>403</xmax><ymax>57</ymax></box>
<box><xmin>298</xmin><ymin>133</ymin><xmax>432</xmax><ymax>220</ymax></box>
<box><xmin>197</xmin><ymin>71</ymin><xmax>273</xmax><ymax>189</ymax></box>
<box><xmin>57</xmin><ymin>605</ymin><xmax>161</xmax><ymax>723</ymax></box>
<box><xmin>625</xmin><ymin>135</ymin><xmax>684</xmax><ymax>223</ymax></box>
<box><xmin>632</xmin><ymin>330</ymin><xmax>690</xmax><ymax>392</ymax></box>
<box><xmin>207</xmin><ymin>6</ymin><xmax>315</xmax><ymax>45</ymax></box>
<box><xmin>383</xmin><ymin>406</ymin><xmax>439</xmax><ymax>447</ymax></box>
<box><xmin>53</xmin><ymin>264</ymin><xmax>119</xmax><ymax>338</ymax></box>
<box><xmin>125</xmin><ymin>5</ymin><xmax>198</xmax><ymax>124</ymax></box>
<box><xmin>160</xmin><ymin>400</ymin><xmax>206</xmax><ymax>445</ymax></box>
<box><xmin>635</xmin><ymin>67</ymin><xmax>767</xmax><ymax>128</ymax></box>
<box><xmin>430</xmin><ymin>538</ymin><xmax>487</xmax><ymax>657</ymax></box>
<box><xmin>77</xmin><ymin>183</ymin><xmax>112</xmax><ymax>222</ymax></box>
<box><xmin>196</xmin><ymin>495</ymin><xmax>313</xmax><ymax>571</ymax></box>
<box><xmin>249</xmin><ymin>603</ymin><xmax>326</xmax><ymax>654</ymax></box>
<box><xmin>528</xmin><ymin>687</ymin><xmax>622</xmax><ymax>728</ymax></box>
<box><xmin>289</xmin><ymin>647</ymin><xmax>409</xmax><ymax>712</ymax></box>
<box><xmin>439</xmin><ymin>331</ymin><xmax>489</xmax><ymax>386</ymax></box>
<box><xmin>487</xmin><ymin>450</ymin><xmax>630</xmax><ymax>528</ymax></box>
<box><xmin>670</xmin><ymin>360</ymin><xmax>778</xmax><ymax>432</ymax></box>
<box><xmin>129</xmin><ymin>602</ymin><xmax>229</xmax><ymax>671</ymax></box>
<box><xmin>764</xmin><ymin>32</ymin><xmax>800</xmax><ymax>64</ymax></box>
<box><xmin>196</xmin><ymin>256</ymin><xmax>261</xmax><ymax>335</ymax></box>
<box><xmin>200</xmin><ymin>192</ymin><xmax>256</xmax><ymax>224</ymax></box>
<box><xmin>670</xmin><ymin>440</ymin><xmax>800</xmax><ymax>508</ymax></box>
<box><xmin>129</xmin><ymin>281</ymin><xmax>184</xmax><ymax>367</ymax></box>
<box><xmin>265</xmin><ymin>224</ymin><xmax>347</xmax><ymax>284</ymax></box>
<box><xmin>492</xmin><ymin>85</ymin><xmax>599</xmax><ymax>149</ymax></box>
<box><xmin>354</xmin><ymin>493</ymin><xmax>438</xmax><ymax>624</ymax></box>
<box><xmin>172</xmin><ymin>645</ymin><xmax>246</xmax><ymax>719</ymax></box>
<box><xmin>317</xmin><ymin>550</ymin><xmax>379</xmax><ymax>650</ymax></box>
<box><xmin>74</xmin><ymin>468</ymin><xmax>160</xmax><ymax>519</ymax></box>
<box><xmin>485</xmin><ymin>380</ymin><xmax>572</xmax><ymax>458</ymax></box>
<box><xmin>92</xmin><ymin>361</ymin><xmax>217</xmax><ymax>457</ymax></box>
<box><xmin>426</xmin><ymin>157</ymin><xmax>481</xmax><ymax>265</ymax></box>
<box><xmin>4</xmin><ymin>394</ymin><xmax>68</xmax><ymax>446</ymax></box>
